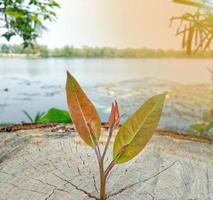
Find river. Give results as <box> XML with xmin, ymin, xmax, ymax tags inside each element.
<box><xmin>0</xmin><ymin>58</ymin><xmax>212</xmax><ymax>134</ymax></box>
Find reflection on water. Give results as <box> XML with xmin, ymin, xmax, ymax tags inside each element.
<box><xmin>0</xmin><ymin>58</ymin><xmax>212</xmax><ymax>85</ymax></box>
<box><xmin>0</xmin><ymin>58</ymin><xmax>212</xmax><ymax>134</ymax></box>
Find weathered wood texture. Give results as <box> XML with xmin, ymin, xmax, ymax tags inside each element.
<box><xmin>0</xmin><ymin>128</ymin><xmax>213</xmax><ymax>200</ymax></box>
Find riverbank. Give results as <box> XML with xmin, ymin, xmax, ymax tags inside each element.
<box><xmin>0</xmin><ymin>44</ymin><xmax>213</xmax><ymax>58</ymax></box>
<box><xmin>1</xmin><ymin>54</ymin><xmax>213</xmax><ymax>59</ymax></box>
<box><xmin>0</xmin><ymin>53</ymin><xmax>40</xmax><ymax>58</ymax></box>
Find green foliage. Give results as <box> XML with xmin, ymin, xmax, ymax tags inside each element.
<box><xmin>1</xmin><ymin>44</ymin><xmax>213</xmax><ymax>57</ymax></box>
<box><xmin>172</xmin><ymin>0</ymin><xmax>213</xmax><ymax>54</ymax></box>
<box><xmin>0</xmin><ymin>43</ymin><xmax>49</xmax><ymax>55</ymax></box>
<box><xmin>22</xmin><ymin>108</ymin><xmax>71</xmax><ymax>123</ymax></box>
<box><xmin>48</xmin><ymin>46</ymin><xmax>213</xmax><ymax>58</ymax></box>
<box><xmin>22</xmin><ymin>110</ymin><xmax>45</xmax><ymax>123</ymax></box>
<box><xmin>189</xmin><ymin>123</ymin><xmax>209</xmax><ymax>133</ymax></box>
<box><xmin>190</xmin><ymin>67</ymin><xmax>213</xmax><ymax>134</ymax></box>
<box><xmin>0</xmin><ymin>44</ymin><xmax>10</xmax><ymax>53</ymax></box>
<box><xmin>0</xmin><ymin>0</ymin><xmax>60</xmax><ymax>47</ymax></box>
<box><xmin>38</xmin><ymin>108</ymin><xmax>72</xmax><ymax>123</ymax></box>
<box><xmin>66</xmin><ymin>71</ymin><xmax>166</xmax><ymax>199</ymax></box>
<box><xmin>190</xmin><ymin>107</ymin><xmax>213</xmax><ymax>134</ymax></box>
<box><xmin>0</xmin><ymin>123</ymin><xmax>10</xmax><ymax>128</ymax></box>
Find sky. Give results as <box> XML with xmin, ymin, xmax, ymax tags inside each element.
<box><xmin>0</xmin><ymin>0</ymin><xmax>195</xmax><ymax>49</ymax></box>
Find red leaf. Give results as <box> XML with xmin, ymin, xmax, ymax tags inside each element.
<box><xmin>108</xmin><ymin>102</ymin><xmax>115</xmax><ymax>127</ymax></box>
<box><xmin>107</xmin><ymin>100</ymin><xmax>120</xmax><ymax>129</ymax></box>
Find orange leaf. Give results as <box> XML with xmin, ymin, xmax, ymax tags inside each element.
<box><xmin>114</xmin><ymin>100</ymin><xmax>120</xmax><ymax>128</ymax></box>
<box><xmin>107</xmin><ymin>100</ymin><xmax>120</xmax><ymax>129</ymax></box>
<box><xmin>66</xmin><ymin>71</ymin><xmax>101</xmax><ymax>147</ymax></box>
<box><xmin>107</xmin><ymin>102</ymin><xmax>115</xmax><ymax>127</ymax></box>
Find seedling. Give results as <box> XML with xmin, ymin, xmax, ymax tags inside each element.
<box><xmin>66</xmin><ymin>71</ymin><xmax>166</xmax><ymax>200</ymax></box>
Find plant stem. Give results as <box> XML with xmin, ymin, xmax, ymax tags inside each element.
<box><xmin>99</xmin><ymin>159</ymin><xmax>115</xmax><ymax>200</ymax></box>
<box><xmin>94</xmin><ymin>145</ymin><xmax>106</xmax><ymax>200</ymax></box>
<box><xmin>100</xmin><ymin>127</ymin><xmax>114</xmax><ymax>199</ymax></box>
<box><xmin>99</xmin><ymin>158</ymin><xmax>106</xmax><ymax>200</ymax></box>
<box><xmin>102</xmin><ymin>127</ymin><xmax>113</xmax><ymax>159</ymax></box>
<box><xmin>94</xmin><ymin>128</ymin><xmax>115</xmax><ymax>200</ymax></box>
<box><xmin>105</xmin><ymin>160</ymin><xmax>115</xmax><ymax>178</ymax></box>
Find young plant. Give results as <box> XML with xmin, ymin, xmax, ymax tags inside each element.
<box><xmin>22</xmin><ymin>109</ymin><xmax>45</xmax><ymax>123</ymax></box>
<box><xmin>66</xmin><ymin>71</ymin><xmax>166</xmax><ymax>200</ymax></box>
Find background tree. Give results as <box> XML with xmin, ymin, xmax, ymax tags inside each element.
<box><xmin>171</xmin><ymin>0</ymin><xmax>213</xmax><ymax>54</ymax></box>
<box><xmin>0</xmin><ymin>0</ymin><xmax>60</xmax><ymax>47</ymax></box>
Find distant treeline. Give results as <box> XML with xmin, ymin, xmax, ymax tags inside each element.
<box><xmin>0</xmin><ymin>44</ymin><xmax>213</xmax><ymax>58</ymax></box>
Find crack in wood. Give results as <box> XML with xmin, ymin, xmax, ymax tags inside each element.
<box><xmin>108</xmin><ymin>161</ymin><xmax>177</xmax><ymax>198</ymax></box>
<box><xmin>3</xmin><ymin>182</ymin><xmax>47</xmax><ymax>195</ymax></box>
<box><xmin>53</xmin><ymin>173</ymin><xmax>99</xmax><ymax>200</ymax></box>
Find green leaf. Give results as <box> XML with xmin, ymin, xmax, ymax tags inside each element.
<box><xmin>2</xmin><ymin>32</ymin><xmax>15</xmax><ymax>41</ymax></box>
<box><xmin>38</xmin><ymin>108</ymin><xmax>72</xmax><ymax>123</ymax></box>
<box><xmin>66</xmin><ymin>71</ymin><xmax>101</xmax><ymax>147</ymax></box>
<box><xmin>113</xmin><ymin>93</ymin><xmax>166</xmax><ymax>164</ymax></box>
<box><xmin>189</xmin><ymin>123</ymin><xmax>208</xmax><ymax>133</ymax></box>
<box><xmin>5</xmin><ymin>7</ymin><xmax>25</xmax><ymax>18</ymax></box>
<box><xmin>22</xmin><ymin>109</ymin><xmax>34</xmax><ymax>123</ymax></box>
<box><xmin>49</xmin><ymin>0</ymin><xmax>60</xmax><ymax>8</ymax></box>
<box><xmin>32</xmin><ymin>15</ymin><xmax>42</xmax><ymax>25</ymax></box>
<box><xmin>34</xmin><ymin>111</ymin><xmax>45</xmax><ymax>122</ymax></box>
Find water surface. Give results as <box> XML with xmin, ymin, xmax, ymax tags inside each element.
<box><xmin>0</xmin><ymin>58</ymin><xmax>212</xmax><ymax>131</ymax></box>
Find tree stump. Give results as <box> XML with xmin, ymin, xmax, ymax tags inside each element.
<box><xmin>0</xmin><ymin>126</ymin><xmax>213</xmax><ymax>200</ymax></box>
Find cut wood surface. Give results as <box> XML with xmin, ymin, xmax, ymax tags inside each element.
<box><xmin>0</xmin><ymin>125</ymin><xmax>213</xmax><ymax>200</ymax></box>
